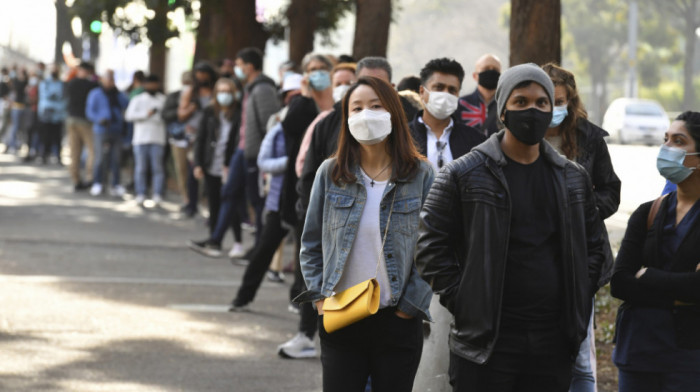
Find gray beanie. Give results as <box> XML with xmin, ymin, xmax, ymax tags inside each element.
<box><xmin>495</xmin><ymin>63</ymin><xmax>554</xmax><ymax>119</ymax></box>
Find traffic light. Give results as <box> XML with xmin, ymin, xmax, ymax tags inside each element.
<box><xmin>90</xmin><ymin>20</ymin><xmax>102</xmax><ymax>34</ymax></box>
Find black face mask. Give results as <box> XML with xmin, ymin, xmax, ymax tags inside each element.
<box><xmin>503</xmin><ymin>108</ymin><xmax>553</xmax><ymax>146</ymax></box>
<box><xmin>146</xmin><ymin>89</ymin><xmax>158</xmax><ymax>96</ymax></box>
<box><xmin>478</xmin><ymin>69</ymin><xmax>500</xmax><ymax>90</ymax></box>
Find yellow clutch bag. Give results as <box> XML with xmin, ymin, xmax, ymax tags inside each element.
<box><xmin>322</xmin><ymin>278</ymin><xmax>380</xmax><ymax>333</ymax></box>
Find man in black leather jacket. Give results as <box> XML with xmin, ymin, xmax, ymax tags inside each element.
<box><xmin>415</xmin><ymin>63</ymin><xmax>606</xmax><ymax>392</ymax></box>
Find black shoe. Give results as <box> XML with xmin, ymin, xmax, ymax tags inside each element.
<box><xmin>228</xmin><ymin>300</ymin><xmax>250</xmax><ymax>312</ymax></box>
<box><xmin>22</xmin><ymin>155</ymin><xmax>35</xmax><ymax>163</ymax></box>
<box><xmin>187</xmin><ymin>239</ymin><xmax>222</xmax><ymax>258</ymax></box>
<box><xmin>74</xmin><ymin>181</ymin><xmax>90</xmax><ymax>192</ymax></box>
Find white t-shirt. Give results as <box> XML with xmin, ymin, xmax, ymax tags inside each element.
<box><xmin>334</xmin><ymin>170</ymin><xmax>392</xmax><ymax>308</ymax></box>
<box><xmin>420</xmin><ymin>116</ymin><xmax>454</xmax><ymax>171</ymax></box>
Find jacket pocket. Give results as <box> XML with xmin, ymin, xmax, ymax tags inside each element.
<box><xmin>327</xmin><ymin>193</ymin><xmax>355</xmax><ymax>230</ymax></box>
<box><xmin>461</xmin><ymin>186</ymin><xmax>507</xmax><ymax>209</ymax></box>
<box><xmin>391</xmin><ymin>197</ymin><xmax>421</xmax><ymax>235</ymax></box>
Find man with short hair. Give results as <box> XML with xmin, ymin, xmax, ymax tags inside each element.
<box><xmin>86</xmin><ymin>70</ymin><xmax>129</xmax><ymax>197</ymax></box>
<box><xmin>456</xmin><ymin>54</ymin><xmax>502</xmax><ymax>136</ymax></box>
<box><xmin>410</xmin><ymin>58</ymin><xmax>485</xmax><ymax>170</ymax></box>
<box><xmin>65</xmin><ymin>62</ymin><xmax>98</xmax><ymax>191</ymax></box>
<box><xmin>416</xmin><ymin>63</ymin><xmax>606</xmax><ymax>391</ymax></box>
<box><xmin>235</xmin><ymin>47</ymin><xmax>281</xmax><ymax>247</ymax></box>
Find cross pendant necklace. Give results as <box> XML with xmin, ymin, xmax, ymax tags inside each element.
<box><xmin>363</xmin><ymin>163</ymin><xmax>392</xmax><ymax>187</ymax></box>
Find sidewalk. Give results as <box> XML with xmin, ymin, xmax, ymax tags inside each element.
<box><xmin>0</xmin><ymin>153</ymin><xmax>321</xmax><ymax>392</ymax></box>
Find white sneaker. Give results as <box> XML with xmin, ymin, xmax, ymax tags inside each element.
<box><xmin>134</xmin><ymin>194</ymin><xmax>146</xmax><ymax>205</ymax></box>
<box><xmin>109</xmin><ymin>185</ymin><xmax>126</xmax><ymax>197</ymax></box>
<box><xmin>152</xmin><ymin>194</ymin><xmax>163</xmax><ymax>206</ymax></box>
<box><xmin>278</xmin><ymin>333</ymin><xmax>317</xmax><ymax>359</ymax></box>
<box><xmin>228</xmin><ymin>242</ymin><xmax>245</xmax><ymax>258</ymax></box>
<box><xmin>89</xmin><ymin>183</ymin><xmax>103</xmax><ymax>196</ymax></box>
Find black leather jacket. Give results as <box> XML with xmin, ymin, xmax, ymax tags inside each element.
<box><xmin>415</xmin><ymin>131</ymin><xmax>607</xmax><ymax>364</ymax></box>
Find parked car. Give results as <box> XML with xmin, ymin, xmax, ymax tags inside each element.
<box><xmin>602</xmin><ymin>98</ymin><xmax>670</xmax><ymax>145</ymax></box>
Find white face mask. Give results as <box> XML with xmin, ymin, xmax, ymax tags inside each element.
<box><xmin>423</xmin><ymin>88</ymin><xmax>459</xmax><ymax>120</ymax></box>
<box><xmin>333</xmin><ymin>84</ymin><xmax>351</xmax><ymax>103</ymax></box>
<box><xmin>347</xmin><ymin>109</ymin><xmax>392</xmax><ymax>145</ymax></box>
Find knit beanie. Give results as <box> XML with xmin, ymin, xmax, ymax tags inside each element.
<box><xmin>495</xmin><ymin>63</ymin><xmax>554</xmax><ymax>119</ymax></box>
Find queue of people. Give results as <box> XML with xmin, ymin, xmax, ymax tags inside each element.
<box><xmin>3</xmin><ymin>48</ymin><xmax>699</xmax><ymax>392</ymax></box>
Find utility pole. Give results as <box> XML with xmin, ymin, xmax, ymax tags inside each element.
<box><xmin>627</xmin><ymin>1</ymin><xmax>638</xmax><ymax>98</ymax></box>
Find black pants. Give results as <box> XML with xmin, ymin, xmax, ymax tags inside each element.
<box><xmin>245</xmin><ymin>158</ymin><xmax>265</xmax><ymax>245</ymax></box>
<box><xmin>291</xmin><ymin>217</ymin><xmax>317</xmax><ymax>339</ymax></box>
<box><xmin>449</xmin><ymin>322</ymin><xmax>573</xmax><ymax>392</ymax></box>
<box><xmin>39</xmin><ymin>121</ymin><xmax>62</xmax><ymax>159</ymax></box>
<box><xmin>203</xmin><ymin>173</ymin><xmax>222</xmax><ymax>235</ymax></box>
<box><xmin>319</xmin><ymin>308</ymin><xmax>423</xmax><ymax>392</ymax></box>
<box><xmin>233</xmin><ymin>210</ymin><xmax>288</xmax><ymax>305</ymax></box>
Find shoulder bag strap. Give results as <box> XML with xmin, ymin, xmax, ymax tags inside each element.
<box><xmin>375</xmin><ymin>185</ymin><xmax>397</xmax><ymax>278</ymax></box>
<box><xmin>647</xmin><ymin>194</ymin><xmax>669</xmax><ymax>230</ymax></box>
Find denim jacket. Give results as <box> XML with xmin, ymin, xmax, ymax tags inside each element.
<box><xmin>296</xmin><ymin>158</ymin><xmax>435</xmax><ymax>320</ymax></box>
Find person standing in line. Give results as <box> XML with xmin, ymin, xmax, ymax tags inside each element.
<box><xmin>456</xmin><ymin>54</ymin><xmax>501</xmax><ymax>136</ymax></box>
<box><xmin>178</xmin><ymin>62</ymin><xmax>218</xmax><ymax>217</ymax></box>
<box><xmin>415</xmin><ymin>63</ymin><xmax>606</xmax><ymax>392</ymax></box>
<box><xmin>611</xmin><ymin>112</ymin><xmax>700</xmax><ymax>392</ymax></box>
<box><xmin>37</xmin><ymin>65</ymin><xmax>66</xmax><ymax>165</ymax></box>
<box><xmin>125</xmin><ymin>74</ymin><xmax>167</xmax><ymax>206</ymax></box>
<box><xmin>409</xmin><ymin>57</ymin><xmax>486</xmax><ymax>392</ymax></box>
<box><xmin>22</xmin><ymin>68</ymin><xmax>42</xmax><ymax>162</ymax></box>
<box><xmin>162</xmin><ymin>71</ymin><xmax>193</xmax><ymax>210</ymax></box>
<box><xmin>190</xmin><ymin>77</ymin><xmax>241</xmax><ymax>251</ymax></box>
<box><xmin>0</xmin><ymin>67</ymin><xmax>11</xmax><ymax>147</ymax></box>
<box><xmin>65</xmin><ymin>62</ymin><xmax>98</xmax><ymax>191</ymax></box>
<box><xmin>6</xmin><ymin>68</ymin><xmax>28</xmax><ymax>154</ymax></box>
<box><xmin>234</xmin><ymin>47</ymin><xmax>281</xmax><ymax>251</ymax></box>
<box><xmin>296</xmin><ymin>76</ymin><xmax>434</xmax><ymax>391</ymax></box>
<box><xmin>228</xmin><ymin>53</ymin><xmax>334</xmax><ymax>313</ymax></box>
<box><xmin>86</xmin><ymin>70</ymin><xmax>129</xmax><ymax>197</ymax></box>
<box><xmin>541</xmin><ymin>63</ymin><xmax>620</xmax><ymax>392</ymax></box>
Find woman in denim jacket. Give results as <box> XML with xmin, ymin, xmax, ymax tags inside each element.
<box><xmin>297</xmin><ymin>76</ymin><xmax>434</xmax><ymax>392</ymax></box>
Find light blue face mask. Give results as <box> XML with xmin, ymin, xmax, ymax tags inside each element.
<box><xmin>216</xmin><ymin>92</ymin><xmax>233</xmax><ymax>107</ymax></box>
<box><xmin>234</xmin><ymin>66</ymin><xmax>246</xmax><ymax>81</ymax></box>
<box><xmin>309</xmin><ymin>70</ymin><xmax>331</xmax><ymax>91</ymax></box>
<box><xmin>549</xmin><ymin>105</ymin><xmax>568</xmax><ymax>128</ymax></box>
<box><xmin>657</xmin><ymin>144</ymin><xmax>700</xmax><ymax>184</ymax></box>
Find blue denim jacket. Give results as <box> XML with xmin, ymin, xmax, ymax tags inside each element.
<box><xmin>297</xmin><ymin>158</ymin><xmax>435</xmax><ymax>320</ymax></box>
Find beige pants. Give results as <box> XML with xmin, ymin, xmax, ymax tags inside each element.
<box><xmin>171</xmin><ymin>144</ymin><xmax>190</xmax><ymax>203</ymax></box>
<box><xmin>66</xmin><ymin>116</ymin><xmax>94</xmax><ymax>184</ymax></box>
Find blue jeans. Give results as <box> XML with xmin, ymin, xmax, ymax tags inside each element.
<box><xmin>618</xmin><ymin>369</ymin><xmax>700</xmax><ymax>392</ymax></box>
<box><xmin>8</xmin><ymin>107</ymin><xmax>26</xmax><ymax>150</ymax></box>
<box><xmin>211</xmin><ymin>148</ymin><xmax>246</xmax><ymax>244</ymax></box>
<box><xmin>93</xmin><ymin>132</ymin><xmax>122</xmax><ymax>187</ymax></box>
<box><xmin>133</xmin><ymin>143</ymin><xmax>165</xmax><ymax>197</ymax></box>
<box><xmin>570</xmin><ymin>301</ymin><xmax>596</xmax><ymax>392</ymax></box>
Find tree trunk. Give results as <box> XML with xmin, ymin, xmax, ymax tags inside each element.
<box><xmin>509</xmin><ymin>0</ymin><xmax>561</xmax><ymax>66</ymax></box>
<box><xmin>287</xmin><ymin>0</ymin><xmax>320</xmax><ymax>66</ymax></box>
<box><xmin>148</xmin><ymin>0</ymin><xmax>169</xmax><ymax>79</ymax></box>
<box><xmin>194</xmin><ymin>0</ymin><xmax>269</xmax><ymax>63</ymax></box>
<box><xmin>54</xmin><ymin>0</ymin><xmax>81</xmax><ymax>65</ymax></box>
<box><xmin>352</xmin><ymin>0</ymin><xmax>391</xmax><ymax>60</ymax></box>
<box><xmin>683</xmin><ymin>9</ymin><xmax>697</xmax><ymax>110</ymax></box>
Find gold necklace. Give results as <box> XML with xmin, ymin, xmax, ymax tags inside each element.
<box><xmin>362</xmin><ymin>162</ymin><xmax>392</xmax><ymax>187</ymax></box>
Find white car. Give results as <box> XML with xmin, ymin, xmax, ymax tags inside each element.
<box><xmin>602</xmin><ymin>98</ymin><xmax>670</xmax><ymax>145</ymax></box>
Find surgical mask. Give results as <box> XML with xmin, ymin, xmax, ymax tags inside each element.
<box><xmin>333</xmin><ymin>84</ymin><xmax>350</xmax><ymax>103</ymax></box>
<box><xmin>503</xmin><ymin>108</ymin><xmax>553</xmax><ymax>145</ymax></box>
<box><xmin>234</xmin><ymin>66</ymin><xmax>246</xmax><ymax>80</ymax></box>
<box><xmin>347</xmin><ymin>109</ymin><xmax>392</xmax><ymax>145</ymax></box>
<box><xmin>216</xmin><ymin>92</ymin><xmax>233</xmax><ymax>106</ymax></box>
<box><xmin>657</xmin><ymin>144</ymin><xmax>700</xmax><ymax>184</ymax></box>
<box><xmin>478</xmin><ymin>70</ymin><xmax>500</xmax><ymax>90</ymax></box>
<box><xmin>309</xmin><ymin>70</ymin><xmax>331</xmax><ymax>91</ymax></box>
<box><xmin>423</xmin><ymin>88</ymin><xmax>459</xmax><ymax>120</ymax></box>
<box><xmin>549</xmin><ymin>105</ymin><xmax>568</xmax><ymax>128</ymax></box>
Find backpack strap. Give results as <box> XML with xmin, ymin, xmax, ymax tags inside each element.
<box><xmin>647</xmin><ymin>194</ymin><xmax>669</xmax><ymax>230</ymax></box>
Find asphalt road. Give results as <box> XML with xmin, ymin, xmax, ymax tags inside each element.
<box><xmin>0</xmin><ymin>142</ymin><xmax>664</xmax><ymax>392</ymax></box>
<box><xmin>0</xmin><ymin>153</ymin><xmax>322</xmax><ymax>392</ymax></box>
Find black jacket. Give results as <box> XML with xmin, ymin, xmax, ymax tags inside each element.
<box><xmin>409</xmin><ymin>110</ymin><xmax>486</xmax><ymax>161</ymax></box>
<box><xmin>296</xmin><ymin>96</ymin><xmax>418</xmax><ymax>217</ymax></box>
<box><xmin>611</xmin><ymin>195</ymin><xmax>700</xmax><ymax>348</ymax></box>
<box><xmin>161</xmin><ymin>90</ymin><xmax>181</xmax><ymax>125</ymax></box>
<box><xmin>415</xmin><ymin>131</ymin><xmax>607</xmax><ymax>364</ymax></box>
<box><xmin>574</xmin><ymin>119</ymin><xmax>621</xmax><ymax>220</ymax></box>
<box><xmin>193</xmin><ymin>105</ymin><xmax>241</xmax><ymax>173</ymax></box>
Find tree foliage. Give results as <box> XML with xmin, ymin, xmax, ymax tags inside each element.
<box><xmin>265</xmin><ymin>0</ymin><xmax>354</xmax><ymax>47</ymax></box>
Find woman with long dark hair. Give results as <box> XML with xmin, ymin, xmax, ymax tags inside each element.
<box><xmin>611</xmin><ymin>111</ymin><xmax>700</xmax><ymax>391</ymax></box>
<box><xmin>296</xmin><ymin>76</ymin><xmax>434</xmax><ymax>392</ymax></box>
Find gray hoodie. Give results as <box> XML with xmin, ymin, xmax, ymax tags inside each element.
<box><xmin>243</xmin><ymin>74</ymin><xmax>280</xmax><ymax>161</ymax></box>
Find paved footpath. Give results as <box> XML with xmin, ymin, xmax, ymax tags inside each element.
<box><xmin>0</xmin><ymin>153</ymin><xmax>322</xmax><ymax>392</ymax></box>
